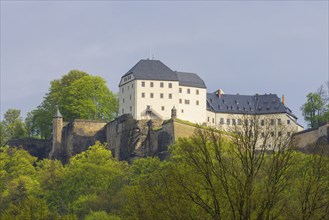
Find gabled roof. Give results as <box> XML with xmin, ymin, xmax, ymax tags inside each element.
<box><xmin>123</xmin><ymin>59</ymin><xmax>178</xmax><ymax>81</ymax></box>
<box><xmin>54</xmin><ymin>105</ymin><xmax>62</xmax><ymax>118</ymax></box>
<box><xmin>176</xmin><ymin>71</ymin><xmax>207</xmax><ymax>89</ymax></box>
<box><xmin>122</xmin><ymin>59</ymin><xmax>207</xmax><ymax>88</ymax></box>
<box><xmin>207</xmin><ymin>92</ymin><xmax>297</xmax><ymax>119</ymax></box>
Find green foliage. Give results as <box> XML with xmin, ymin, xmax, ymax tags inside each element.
<box><xmin>301</xmin><ymin>83</ymin><xmax>329</xmax><ymax>128</ymax></box>
<box><xmin>301</xmin><ymin>92</ymin><xmax>326</xmax><ymax>128</ymax></box>
<box><xmin>0</xmin><ymin>109</ymin><xmax>27</xmax><ymax>145</ymax></box>
<box><xmin>84</xmin><ymin>211</ymin><xmax>121</xmax><ymax>220</ymax></box>
<box><xmin>27</xmin><ymin>70</ymin><xmax>118</xmax><ymax>139</ymax></box>
<box><xmin>1</xmin><ymin>131</ymin><xmax>328</xmax><ymax>219</ymax></box>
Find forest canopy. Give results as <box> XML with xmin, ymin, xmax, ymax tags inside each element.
<box><xmin>1</xmin><ymin>127</ymin><xmax>328</xmax><ymax>220</ymax></box>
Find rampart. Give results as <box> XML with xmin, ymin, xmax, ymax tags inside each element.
<box><xmin>9</xmin><ymin>115</ymin><xmax>328</xmax><ymax>162</ymax></box>
<box><xmin>7</xmin><ymin>138</ymin><xmax>51</xmax><ymax>160</ymax></box>
<box><xmin>292</xmin><ymin>123</ymin><xmax>329</xmax><ymax>154</ymax></box>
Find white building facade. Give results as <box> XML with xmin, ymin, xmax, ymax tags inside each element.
<box><xmin>118</xmin><ymin>59</ymin><xmax>207</xmax><ymax>124</ymax></box>
<box><xmin>119</xmin><ymin>59</ymin><xmax>303</xmax><ymax>138</ymax></box>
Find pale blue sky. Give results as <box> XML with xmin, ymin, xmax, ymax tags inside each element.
<box><xmin>1</xmin><ymin>1</ymin><xmax>328</xmax><ymax>127</ymax></box>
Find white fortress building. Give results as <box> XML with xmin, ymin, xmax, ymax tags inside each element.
<box><xmin>119</xmin><ymin>59</ymin><xmax>303</xmax><ymax>136</ymax></box>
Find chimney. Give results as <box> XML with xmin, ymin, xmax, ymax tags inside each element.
<box><xmin>282</xmin><ymin>95</ymin><xmax>285</xmax><ymax>105</ymax></box>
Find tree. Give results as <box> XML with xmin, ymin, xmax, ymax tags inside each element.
<box><xmin>301</xmin><ymin>82</ymin><xmax>329</xmax><ymax>128</ymax></box>
<box><xmin>0</xmin><ymin>109</ymin><xmax>27</xmax><ymax>144</ymax></box>
<box><xmin>47</xmin><ymin>142</ymin><xmax>128</xmax><ymax>218</ymax></box>
<box><xmin>121</xmin><ymin>117</ymin><xmax>298</xmax><ymax>220</ymax></box>
<box><xmin>28</xmin><ymin>70</ymin><xmax>118</xmax><ymax>139</ymax></box>
<box><xmin>300</xmin><ymin>93</ymin><xmax>326</xmax><ymax>128</ymax></box>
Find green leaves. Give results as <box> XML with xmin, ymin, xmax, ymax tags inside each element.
<box><xmin>0</xmin><ymin>109</ymin><xmax>27</xmax><ymax>144</ymax></box>
<box><xmin>27</xmin><ymin>70</ymin><xmax>118</xmax><ymax>139</ymax></box>
<box><xmin>301</xmin><ymin>92</ymin><xmax>326</xmax><ymax>128</ymax></box>
<box><xmin>1</xmin><ymin>132</ymin><xmax>328</xmax><ymax>219</ymax></box>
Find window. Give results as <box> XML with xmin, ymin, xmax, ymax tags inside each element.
<box><xmin>130</xmin><ymin>95</ymin><xmax>131</xmax><ymax>100</ymax></box>
<box><xmin>187</xmin><ymin>88</ymin><xmax>190</xmax><ymax>94</ymax></box>
<box><xmin>196</xmin><ymin>89</ymin><xmax>199</xmax><ymax>95</ymax></box>
<box><xmin>150</xmin><ymin>93</ymin><xmax>154</xmax><ymax>98</ymax></box>
<box><xmin>179</xmin><ymin>88</ymin><xmax>182</xmax><ymax>93</ymax></box>
<box><xmin>278</xmin><ymin>119</ymin><xmax>282</xmax><ymax>125</ymax></box>
<box><xmin>207</xmin><ymin>117</ymin><xmax>210</xmax><ymax>122</ymax></box>
<box><xmin>161</xmin><ymin>106</ymin><xmax>165</xmax><ymax>111</ymax></box>
<box><xmin>123</xmin><ymin>98</ymin><xmax>125</xmax><ymax>103</ymax></box>
<box><xmin>278</xmin><ymin>131</ymin><xmax>282</xmax><ymax>137</ymax></box>
<box><xmin>237</xmin><ymin>119</ymin><xmax>242</xmax><ymax>125</ymax></box>
<box><xmin>130</xmin><ymin>106</ymin><xmax>132</xmax><ymax>111</ymax></box>
<box><xmin>181</xmin><ymin>109</ymin><xmax>184</xmax><ymax>113</ymax></box>
<box><xmin>122</xmin><ymin>108</ymin><xmax>124</xmax><ymax>114</ymax></box>
<box><xmin>121</xmin><ymin>87</ymin><xmax>124</xmax><ymax>93</ymax></box>
<box><xmin>169</xmin><ymin>83</ymin><xmax>172</xmax><ymax>88</ymax></box>
<box><xmin>132</xmin><ymin>84</ymin><xmax>134</xmax><ymax>88</ymax></box>
<box><xmin>227</xmin><ymin>119</ymin><xmax>231</xmax><ymax>125</ymax></box>
<box><xmin>220</xmin><ymin>118</ymin><xmax>224</xmax><ymax>124</ymax></box>
<box><xmin>150</xmin><ymin>82</ymin><xmax>154</xmax><ymax>87</ymax></box>
<box><xmin>169</xmin><ymin>94</ymin><xmax>172</xmax><ymax>99</ymax></box>
<box><xmin>142</xmin><ymin>81</ymin><xmax>145</xmax><ymax>87</ymax></box>
<box><xmin>212</xmin><ymin>118</ymin><xmax>215</xmax><ymax>123</ymax></box>
<box><xmin>160</xmin><ymin>82</ymin><xmax>164</xmax><ymax>88</ymax></box>
<box><xmin>179</xmin><ymin>99</ymin><xmax>182</xmax><ymax>104</ymax></box>
<box><xmin>142</xmin><ymin>93</ymin><xmax>145</xmax><ymax>98</ymax></box>
<box><xmin>232</xmin><ymin>119</ymin><xmax>236</xmax><ymax>125</ymax></box>
<box><xmin>160</xmin><ymin>93</ymin><xmax>164</xmax><ymax>98</ymax></box>
<box><xmin>128</xmin><ymin>85</ymin><xmax>129</xmax><ymax>90</ymax></box>
<box><xmin>270</xmin><ymin>119</ymin><xmax>275</xmax><ymax>125</ymax></box>
<box><xmin>185</xmin><ymin>100</ymin><xmax>190</xmax><ymax>104</ymax></box>
<box><xmin>287</xmin><ymin>120</ymin><xmax>290</xmax><ymax>125</ymax></box>
<box><xmin>196</xmin><ymin>100</ymin><xmax>199</xmax><ymax>105</ymax></box>
<box><xmin>261</xmin><ymin>120</ymin><xmax>265</xmax><ymax>126</ymax></box>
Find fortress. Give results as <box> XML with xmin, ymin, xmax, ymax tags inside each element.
<box><xmin>9</xmin><ymin>59</ymin><xmax>328</xmax><ymax>162</ymax></box>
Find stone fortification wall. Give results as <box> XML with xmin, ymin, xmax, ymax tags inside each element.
<box><xmin>105</xmin><ymin>114</ymin><xmax>163</xmax><ymax>162</ymax></box>
<box><xmin>7</xmin><ymin>138</ymin><xmax>51</xmax><ymax>160</ymax></box>
<box><xmin>6</xmin><ymin>116</ymin><xmax>201</xmax><ymax>163</ymax></box>
<box><xmin>173</xmin><ymin>120</ymin><xmax>197</xmax><ymax>139</ymax></box>
<box><xmin>60</xmin><ymin>119</ymin><xmax>106</xmax><ymax>162</ymax></box>
<box><xmin>292</xmin><ymin>123</ymin><xmax>329</xmax><ymax>155</ymax></box>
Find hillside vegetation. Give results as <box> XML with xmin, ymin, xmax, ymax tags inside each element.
<box><xmin>1</xmin><ymin>128</ymin><xmax>328</xmax><ymax>220</ymax></box>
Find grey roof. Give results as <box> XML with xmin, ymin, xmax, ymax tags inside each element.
<box><xmin>207</xmin><ymin>92</ymin><xmax>297</xmax><ymax>118</ymax></box>
<box><xmin>54</xmin><ymin>105</ymin><xmax>62</xmax><ymax>118</ymax></box>
<box><xmin>176</xmin><ymin>71</ymin><xmax>207</xmax><ymax>89</ymax></box>
<box><xmin>123</xmin><ymin>59</ymin><xmax>178</xmax><ymax>81</ymax></box>
<box><xmin>122</xmin><ymin>59</ymin><xmax>206</xmax><ymax>88</ymax></box>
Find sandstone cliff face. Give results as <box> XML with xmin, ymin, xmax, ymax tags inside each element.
<box><xmin>59</xmin><ymin>120</ymin><xmax>107</xmax><ymax>163</ymax></box>
<box><xmin>106</xmin><ymin>114</ymin><xmax>165</xmax><ymax>162</ymax></box>
<box><xmin>7</xmin><ymin>138</ymin><xmax>51</xmax><ymax>160</ymax></box>
<box><xmin>6</xmin><ymin>115</ymin><xmax>197</xmax><ymax>162</ymax></box>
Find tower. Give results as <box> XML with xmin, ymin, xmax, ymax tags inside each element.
<box><xmin>50</xmin><ymin>105</ymin><xmax>63</xmax><ymax>159</ymax></box>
